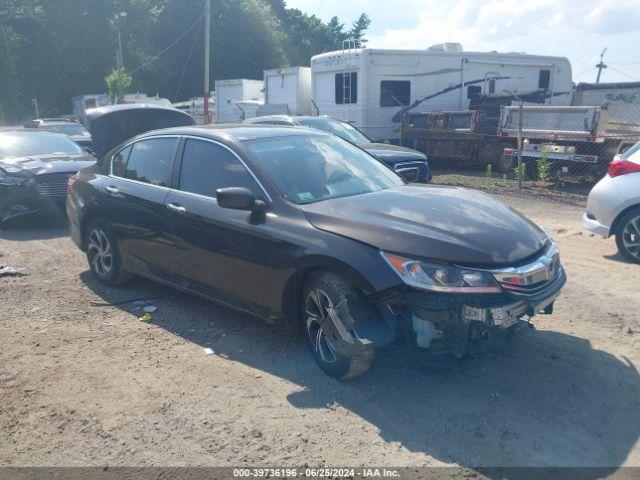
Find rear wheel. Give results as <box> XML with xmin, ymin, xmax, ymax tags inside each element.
<box><xmin>301</xmin><ymin>272</ymin><xmax>374</xmax><ymax>380</ymax></box>
<box><xmin>85</xmin><ymin>218</ymin><xmax>132</xmax><ymax>285</ymax></box>
<box><xmin>615</xmin><ymin>209</ymin><xmax>640</xmax><ymax>264</ymax></box>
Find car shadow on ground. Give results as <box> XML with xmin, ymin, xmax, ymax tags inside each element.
<box><xmin>0</xmin><ymin>206</ymin><xmax>69</xmax><ymax>241</ymax></box>
<box><xmin>82</xmin><ymin>272</ymin><xmax>640</xmax><ymax>474</ymax></box>
<box><xmin>603</xmin><ymin>251</ymin><xmax>638</xmax><ymax>265</ymax></box>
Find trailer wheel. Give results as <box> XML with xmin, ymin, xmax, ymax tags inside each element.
<box><xmin>495</xmin><ymin>152</ymin><xmax>515</xmax><ymax>173</ymax></box>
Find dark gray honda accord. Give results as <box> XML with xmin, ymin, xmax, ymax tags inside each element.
<box><xmin>67</xmin><ymin>124</ymin><xmax>565</xmax><ymax>379</ymax></box>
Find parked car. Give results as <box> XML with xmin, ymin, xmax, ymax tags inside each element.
<box><xmin>0</xmin><ymin>131</ymin><xmax>95</xmax><ymax>222</ymax></box>
<box><xmin>26</xmin><ymin>120</ymin><xmax>94</xmax><ymax>154</ymax></box>
<box><xmin>68</xmin><ymin>124</ymin><xmax>565</xmax><ymax>379</ymax></box>
<box><xmin>583</xmin><ymin>141</ymin><xmax>640</xmax><ymax>263</ymax></box>
<box><xmin>243</xmin><ymin>115</ymin><xmax>430</xmax><ymax>183</ymax></box>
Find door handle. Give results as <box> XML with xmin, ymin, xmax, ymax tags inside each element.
<box><xmin>105</xmin><ymin>185</ymin><xmax>119</xmax><ymax>195</ymax></box>
<box><xmin>167</xmin><ymin>203</ymin><xmax>187</xmax><ymax>214</ymax></box>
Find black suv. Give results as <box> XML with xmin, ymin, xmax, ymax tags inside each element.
<box><xmin>68</xmin><ymin>124</ymin><xmax>565</xmax><ymax>379</ymax></box>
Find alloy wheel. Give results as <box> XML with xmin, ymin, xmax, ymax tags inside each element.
<box><xmin>304</xmin><ymin>288</ymin><xmax>338</xmax><ymax>364</ymax></box>
<box><xmin>622</xmin><ymin>214</ymin><xmax>640</xmax><ymax>260</ymax></box>
<box><xmin>87</xmin><ymin>228</ymin><xmax>113</xmax><ymax>277</ymax></box>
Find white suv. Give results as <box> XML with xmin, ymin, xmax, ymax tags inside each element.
<box><xmin>584</xmin><ymin>142</ymin><xmax>640</xmax><ymax>263</ymax></box>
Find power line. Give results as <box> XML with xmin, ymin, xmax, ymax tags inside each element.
<box><xmin>574</xmin><ymin>67</ymin><xmax>596</xmax><ymax>77</ymax></box>
<box><xmin>607</xmin><ymin>66</ymin><xmax>640</xmax><ymax>81</ymax></box>
<box><xmin>174</xmin><ymin>17</ymin><xmax>203</xmax><ymax>101</ymax></box>
<box><xmin>129</xmin><ymin>12</ymin><xmax>206</xmax><ymax>76</ymax></box>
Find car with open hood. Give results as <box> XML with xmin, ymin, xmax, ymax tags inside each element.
<box><xmin>0</xmin><ymin>130</ymin><xmax>96</xmax><ymax>222</ymax></box>
<box><xmin>243</xmin><ymin>115</ymin><xmax>430</xmax><ymax>183</ymax></box>
<box><xmin>67</xmin><ymin>125</ymin><xmax>565</xmax><ymax>379</ymax></box>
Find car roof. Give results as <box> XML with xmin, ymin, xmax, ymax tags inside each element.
<box><xmin>245</xmin><ymin>115</ymin><xmax>335</xmax><ymax>124</ymax></box>
<box><xmin>138</xmin><ymin>124</ymin><xmax>330</xmax><ymax>142</ymax></box>
<box><xmin>0</xmin><ymin>130</ymin><xmax>72</xmax><ymax>138</ymax></box>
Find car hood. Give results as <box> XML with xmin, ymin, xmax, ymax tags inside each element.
<box><xmin>301</xmin><ymin>185</ymin><xmax>548</xmax><ymax>267</ymax></box>
<box><xmin>361</xmin><ymin>142</ymin><xmax>426</xmax><ymax>165</ymax></box>
<box><xmin>0</xmin><ymin>153</ymin><xmax>96</xmax><ymax>176</ymax></box>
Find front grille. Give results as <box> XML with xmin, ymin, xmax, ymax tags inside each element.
<box><xmin>35</xmin><ymin>173</ymin><xmax>72</xmax><ymax>198</ymax></box>
<box><xmin>490</xmin><ymin>244</ymin><xmax>561</xmax><ymax>297</ymax></box>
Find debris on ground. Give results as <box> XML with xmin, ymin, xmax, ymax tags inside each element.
<box><xmin>138</xmin><ymin>313</ymin><xmax>152</xmax><ymax>323</ymax></box>
<box><xmin>203</xmin><ymin>348</ymin><xmax>214</xmax><ymax>355</ymax></box>
<box><xmin>0</xmin><ymin>265</ymin><xmax>25</xmax><ymax>277</ymax></box>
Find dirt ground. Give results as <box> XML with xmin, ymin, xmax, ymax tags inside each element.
<box><xmin>1</xmin><ymin>192</ymin><xmax>640</xmax><ymax>472</ymax></box>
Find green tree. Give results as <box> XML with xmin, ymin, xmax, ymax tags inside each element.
<box><xmin>349</xmin><ymin>13</ymin><xmax>371</xmax><ymax>47</ymax></box>
<box><xmin>105</xmin><ymin>67</ymin><xmax>133</xmax><ymax>103</ymax></box>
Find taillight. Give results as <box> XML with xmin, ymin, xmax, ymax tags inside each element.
<box><xmin>67</xmin><ymin>173</ymin><xmax>79</xmax><ymax>194</ymax></box>
<box><xmin>608</xmin><ymin>160</ymin><xmax>640</xmax><ymax>178</ymax></box>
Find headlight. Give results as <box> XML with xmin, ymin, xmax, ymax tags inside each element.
<box><xmin>381</xmin><ymin>252</ymin><xmax>501</xmax><ymax>293</ymax></box>
<box><xmin>0</xmin><ymin>168</ymin><xmax>30</xmax><ymax>186</ymax></box>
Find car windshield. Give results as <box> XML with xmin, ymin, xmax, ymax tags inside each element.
<box><xmin>43</xmin><ymin>123</ymin><xmax>89</xmax><ymax>136</ymax></box>
<box><xmin>622</xmin><ymin>141</ymin><xmax>640</xmax><ymax>165</ymax></box>
<box><xmin>297</xmin><ymin>118</ymin><xmax>371</xmax><ymax>144</ymax></box>
<box><xmin>0</xmin><ymin>132</ymin><xmax>84</xmax><ymax>159</ymax></box>
<box><xmin>244</xmin><ymin>134</ymin><xmax>403</xmax><ymax>204</ymax></box>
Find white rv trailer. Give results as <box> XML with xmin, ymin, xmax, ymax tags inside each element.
<box><xmin>310</xmin><ymin>43</ymin><xmax>573</xmax><ymax>141</ymax></box>
<box><xmin>215</xmin><ymin>79</ymin><xmax>264</xmax><ymax>123</ymax></box>
<box><xmin>261</xmin><ymin>66</ymin><xmax>313</xmax><ymax>116</ymax></box>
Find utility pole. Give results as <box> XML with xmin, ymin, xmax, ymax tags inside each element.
<box><xmin>117</xmin><ymin>30</ymin><xmax>124</xmax><ymax>102</ymax></box>
<box><xmin>32</xmin><ymin>98</ymin><xmax>40</xmax><ymax>118</ymax></box>
<box><xmin>595</xmin><ymin>47</ymin><xmax>607</xmax><ymax>84</ymax></box>
<box><xmin>203</xmin><ymin>0</ymin><xmax>211</xmax><ymax>123</ymax></box>
<box><xmin>517</xmin><ymin>100</ymin><xmax>523</xmax><ymax>190</ymax></box>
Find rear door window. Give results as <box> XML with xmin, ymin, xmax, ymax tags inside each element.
<box><xmin>111</xmin><ymin>145</ymin><xmax>132</xmax><ymax>177</ymax></box>
<box><xmin>123</xmin><ymin>137</ymin><xmax>178</xmax><ymax>187</ymax></box>
<box><xmin>179</xmin><ymin>139</ymin><xmax>259</xmax><ymax>198</ymax></box>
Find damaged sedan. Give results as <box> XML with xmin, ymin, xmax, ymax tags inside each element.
<box><xmin>0</xmin><ymin>131</ymin><xmax>95</xmax><ymax>222</ymax></box>
<box><xmin>67</xmin><ymin>125</ymin><xmax>565</xmax><ymax>379</ymax></box>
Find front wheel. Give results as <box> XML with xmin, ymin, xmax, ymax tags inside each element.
<box><xmin>85</xmin><ymin>218</ymin><xmax>132</xmax><ymax>285</ymax></box>
<box><xmin>615</xmin><ymin>209</ymin><xmax>640</xmax><ymax>264</ymax></box>
<box><xmin>301</xmin><ymin>272</ymin><xmax>375</xmax><ymax>380</ymax></box>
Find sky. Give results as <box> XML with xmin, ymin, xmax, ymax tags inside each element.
<box><xmin>286</xmin><ymin>0</ymin><xmax>640</xmax><ymax>84</ymax></box>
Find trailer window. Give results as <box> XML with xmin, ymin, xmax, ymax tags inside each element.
<box><xmin>335</xmin><ymin>72</ymin><xmax>357</xmax><ymax>104</ymax></box>
<box><xmin>467</xmin><ymin>85</ymin><xmax>481</xmax><ymax>99</ymax></box>
<box><xmin>380</xmin><ymin>81</ymin><xmax>411</xmax><ymax>107</ymax></box>
<box><xmin>539</xmin><ymin>70</ymin><xmax>551</xmax><ymax>89</ymax></box>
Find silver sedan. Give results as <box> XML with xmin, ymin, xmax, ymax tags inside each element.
<box><xmin>584</xmin><ymin>142</ymin><xmax>640</xmax><ymax>263</ymax></box>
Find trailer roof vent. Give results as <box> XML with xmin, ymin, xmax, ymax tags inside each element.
<box><xmin>427</xmin><ymin>42</ymin><xmax>463</xmax><ymax>52</ymax></box>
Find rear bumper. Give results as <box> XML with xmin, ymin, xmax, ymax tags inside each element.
<box><xmin>583</xmin><ymin>212</ymin><xmax>610</xmax><ymax>237</ymax></box>
<box><xmin>66</xmin><ymin>196</ymin><xmax>84</xmax><ymax>250</ymax></box>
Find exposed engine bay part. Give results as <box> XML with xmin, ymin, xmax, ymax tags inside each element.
<box><xmin>412</xmin><ymin>316</ymin><xmax>441</xmax><ymax>349</ymax></box>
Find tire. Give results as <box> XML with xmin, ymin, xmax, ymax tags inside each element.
<box><xmin>615</xmin><ymin>209</ymin><xmax>640</xmax><ymax>264</ymax></box>
<box><xmin>85</xmin><ymin>218</ymin><xmax>132</xmax><ymax>286</ymax></box>
<box><xmin>300</xmin><ymin>271</ymin><xmax>375</xmax><ymax>380</ymax></box>
<box><xmin>494</xmin><ymin>151</ymin><xmax>516</xmax><ymax>173</ymax></box>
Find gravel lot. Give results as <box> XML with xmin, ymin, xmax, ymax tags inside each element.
<box><xmin>1</xmin><ymin>192</ymin><xmax>639</xmax><ymax>472</ymax></box>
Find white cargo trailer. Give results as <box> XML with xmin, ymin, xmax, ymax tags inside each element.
<box><xmin>310</xmin><ymin>43</ymin><xmax>573</xmax><ymax>141</ymax></box>
<box><xmin>261</xmin><ymin>66</ymin><xmax>313</xmax><ymax>116</ymax></box>
<box><xmin>215</xmin><ymin>79</ymin><xmax>264</xmax><ymax>123</ymax></box>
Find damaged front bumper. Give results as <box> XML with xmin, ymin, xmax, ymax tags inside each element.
<box><xmin>385</xmin><ymin>266</ymin><xmax>567</xmax><ymax>356</ymax></box>
<box><xmin>316</xmin><ymin>265</ymin><xmax>566</xmax><ymax>359</ymax></box>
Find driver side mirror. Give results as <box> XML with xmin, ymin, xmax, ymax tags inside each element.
<box><xmin>216</xmin><ymin>187</ymin><xmax>266</xmax><ymax>212</ymax></box>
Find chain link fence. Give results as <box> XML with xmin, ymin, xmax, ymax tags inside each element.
<box><xmin>319</xmin><ymin>89</ymin><xmax>640</xmax><ymax>199</ymax></box>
